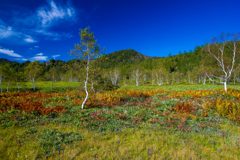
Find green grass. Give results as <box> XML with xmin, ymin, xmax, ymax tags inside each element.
<box><xmin>1</xmin><ymin>81</ymin><xmax>81</xmax><ymax>92</ymax></box>
<box><xmin>2</xmin><ymin>81</ymin><xmax>240</xmax><ymax>92</ymax></box>
<box><xmin>1</xmin><ymin>84</ymin><xmax>240</xmax><ymax>159</ymax></box>
<box><xmin>120</xmin><ymin>84</ymin><xmax>240</xmax><ymax>91</ymax></box>
<box><xmin>1</xmin><ymin>122</ymin><xmax>240</xmax><ymax>159</ymax></box>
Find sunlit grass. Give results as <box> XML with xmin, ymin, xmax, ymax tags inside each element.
<box><xmin>1</xmin><ymin>84</ymin><xmax>240</xmax><ymax>159</ymax></box>
<box><xmin>1</xmin><ymin>123</ymin><xmax>240</xmax><ymax>160</ymax></box>
<box><xmin>2</xmin><ymin>81</ymin><xmax>240</xmax><ymax>92</ymax></box>
<box><xmin>120</xmin><ymin>84</ymin><xmax>240</xmax><ymax>91</ymax></box>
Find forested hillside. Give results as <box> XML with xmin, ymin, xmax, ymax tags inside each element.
<box><xmin>0</xmin><ymin>44</ymin><xmax>240</xmax><ymax>91</ymax></box>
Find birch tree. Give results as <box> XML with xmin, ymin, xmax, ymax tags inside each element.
<box><xmin>109</xmin><ymin>68</ymin><xmax>120</xmax><ymax>86</ymax></box>
<box><xmin>25</xmin><ymin>61</ymin><xmax>42</xmax><ymax>91</ymax></box>
<box><xmin>133</xmin><ymin>68</ymin><xmax>141</xmax><ymax>86</ymax></box>
<box><xmin>153</xmin><ymin>67</ymin><xmax>167</xmax><ymax>86</ymax></box>
<box><xmin>71</xmin><ymin>28</ymin><xmax>100</xmax><ymax>109</ymax></box>
<box><xmin>65</xmin><ymin>61</ymin><xmax>82</xmax><ymax>82</ymax></box>
<box><xmin>49</xmin><ymin>65</ymin><xmax>57</xmax><ymax>91</ymax></box>
<box><xmin>206</xmin><ymin>34</ymin><xmax>238</xmax><ymax>92</ymax></box>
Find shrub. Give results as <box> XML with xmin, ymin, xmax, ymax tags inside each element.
<box><xmin>215</xmin><ymin>99</ymin><xmax>240</xmax><ymax>121</ymax></box>
<box><xmin>94</xmin><ymin>75</ymin><xmax>119</xmax><ymax>91</ymax></box>
<box><xmin>39</xmin><ymin>129</ymin><xmax>83</xmax><ymax>157</ymax></box>
<box><xmin>202</xmin><ymin>98</ymin><xmax>240</xmax><ymax>122</ymax></box>
<box><xmin>174</xmin><ymin>102</ymin><xmax>195</xmax><ymax>114</ymax></box>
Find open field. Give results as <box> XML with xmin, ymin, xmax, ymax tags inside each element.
<box><xmin>1</xmin><ymin>84</ymin><xmax>240</xmax><ymax>159</ymax></box>
<box><xmin>0</xmin><ymin>81</ymin><xmax>81</xmax><ymax>92</ymax></box>
<box><xmin>2</xmin><ymin>82</ymin><xmax>240</xmax><ymax>92</ymax></box>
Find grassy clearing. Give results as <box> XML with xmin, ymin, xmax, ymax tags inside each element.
<box><xmin>2</xmin><ymin>81</ymin><xmax>240</xmax><ymax>92</ymax></box>
<box><xmin>1</xmin><ymin>123</ymin><xmax>240</xmax><ymax>159</ymax></box>
<box><xmin>0</xmin><ymin>81</ymin><xmax>81</xmax><ymax>92</ymax></box>
<box><xmin>1</xmin><ymin>85</ymin><xmax>240</xmax><ymax>159</ymax></box>
<box><xmin>120</xmin><ymin>84</ymin><xmax>240</xmax><ymax>91</ymax></box>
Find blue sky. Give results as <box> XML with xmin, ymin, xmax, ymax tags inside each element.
<box><xmin>0</xmin><ymin>0</ymin><xmax>240</xmax><ymax>61</ymax></box>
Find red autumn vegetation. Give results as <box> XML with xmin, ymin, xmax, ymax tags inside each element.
<box><xmin>0</xmin><ymin>92</ymin><xmax>65</xmax><ymax>115</ymax></box>
<box><xmin>174</xmin><ymin>102</ymin><xmax>196</xmax><ymax>114</ymax></box>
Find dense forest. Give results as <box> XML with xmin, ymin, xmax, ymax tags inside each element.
<box><xmin>1</xmin><ymin>43</ymin><xmax>240</xmax><ymax>92</ymax></box>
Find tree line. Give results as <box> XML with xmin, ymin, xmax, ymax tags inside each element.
<box><xmin>0</xmin><ymin>31</ymin><xmax>240</xmax><ymax>93</ymax></box>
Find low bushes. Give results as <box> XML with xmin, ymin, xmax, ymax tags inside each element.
<box><xmin>39</xmin><ymin>129</ymin><xmax>83</xmax><ymax>158</ymax></box>
<box><xmin>202</xmin><ymin>98</ymin><xmax>240</xmax><ymax>122</ymax></box>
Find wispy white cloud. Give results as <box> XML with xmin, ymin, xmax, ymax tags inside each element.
<box><xmin>0</xmin><ymin>0</ymin><xmax>76</xmax><ymax>47</ymax></box>
<box><xmin>21</xmin><ymin>58</ymin><xmax>28</xmax><ymax>61</ymax></box>
<box><xmin>0</xmin><ymin>20</ymin><xmax>37</xmax><ymax>44</ymax></box>
<box><xmin>35</xmin><ymin>29</ymin><xmax>62</xmax><ymax>40</ymax></box>
<box><xmin>0</xmin><ymin>21</ymin><xmax>21</xmax><ymax>39</ymax></box>
<box><xmin>0</xmin><ymin>48</ymin><xmax>22</xmax><ymax>58</ymax></box>
<box><xmin>36</xmin><ymin>52</ymin><xmax>44</xmax><ymax>56</ymax></box>
<box><xmin>31</xmin><ymin>55</ymin><xmax>48</xmax><ymax>61</ymax></box>
<box><xmin>31</xmin><ymin>52</ymin><xmax>48</xmax><ymax>61</ymax></box>
<box><xmin>0</xmin><ymin>25</ymin><xmax>15</xmax><ymax>38</ymax></box>
<box><xmin>15</xmin><ymin>58</ymin><xmax>28</xmax><ymax>61</ymax></box>
<box><xmin>37</xmin><ymin>0</ymin><xmax>75</xmax><ymax>27</ymax></box>
<box><xmin>24</xmin><ymin>36</ymin><xmax>37</xmax><ymax>43</ymax></box>
<box><xmin>52</xmin><ymin>54</ymin><xmax>60</xmax><ymax>59</ymax></box>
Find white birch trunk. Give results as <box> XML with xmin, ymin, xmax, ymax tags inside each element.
<box><xmin>203</xmin><ymin>76</ymin><xmax>206</xmax><ymax>85</ymax></box>
<box><xmin>136</xmin><ymin>79</ymin><xmax>139</xmax><ymax>86</ymax></box>
<box><xmin>81</xmin><ymin>55</ymin><xmax>90</xmax><ymax>109</ymax></box>
<box><xmin>110</xmin><ymin>69</ymin><xmax>120</xmax><ymax>86</ymax></box>
<box><xmin>7</xmin><ymin>81</ymin><xmax>9</xmax><ymax>92</ymax></box>
<box><xmin>207</xmin><ymin>39</ymin><xmax>237</xmax><ymax>92</ymax></box>
<box><xmin>135</xmin><ymin>69</ymin><xmax>140</xmax><ymax>86</ymax></box>
<box><xmin>223</xmin><ymin>81</ymin><xmax>227</xmax><ymax>92</ymax></box>
<box><xmin>32</xmin><ymin>78</ymin><xmax>36</xmax><ymax>91</ymax></box>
